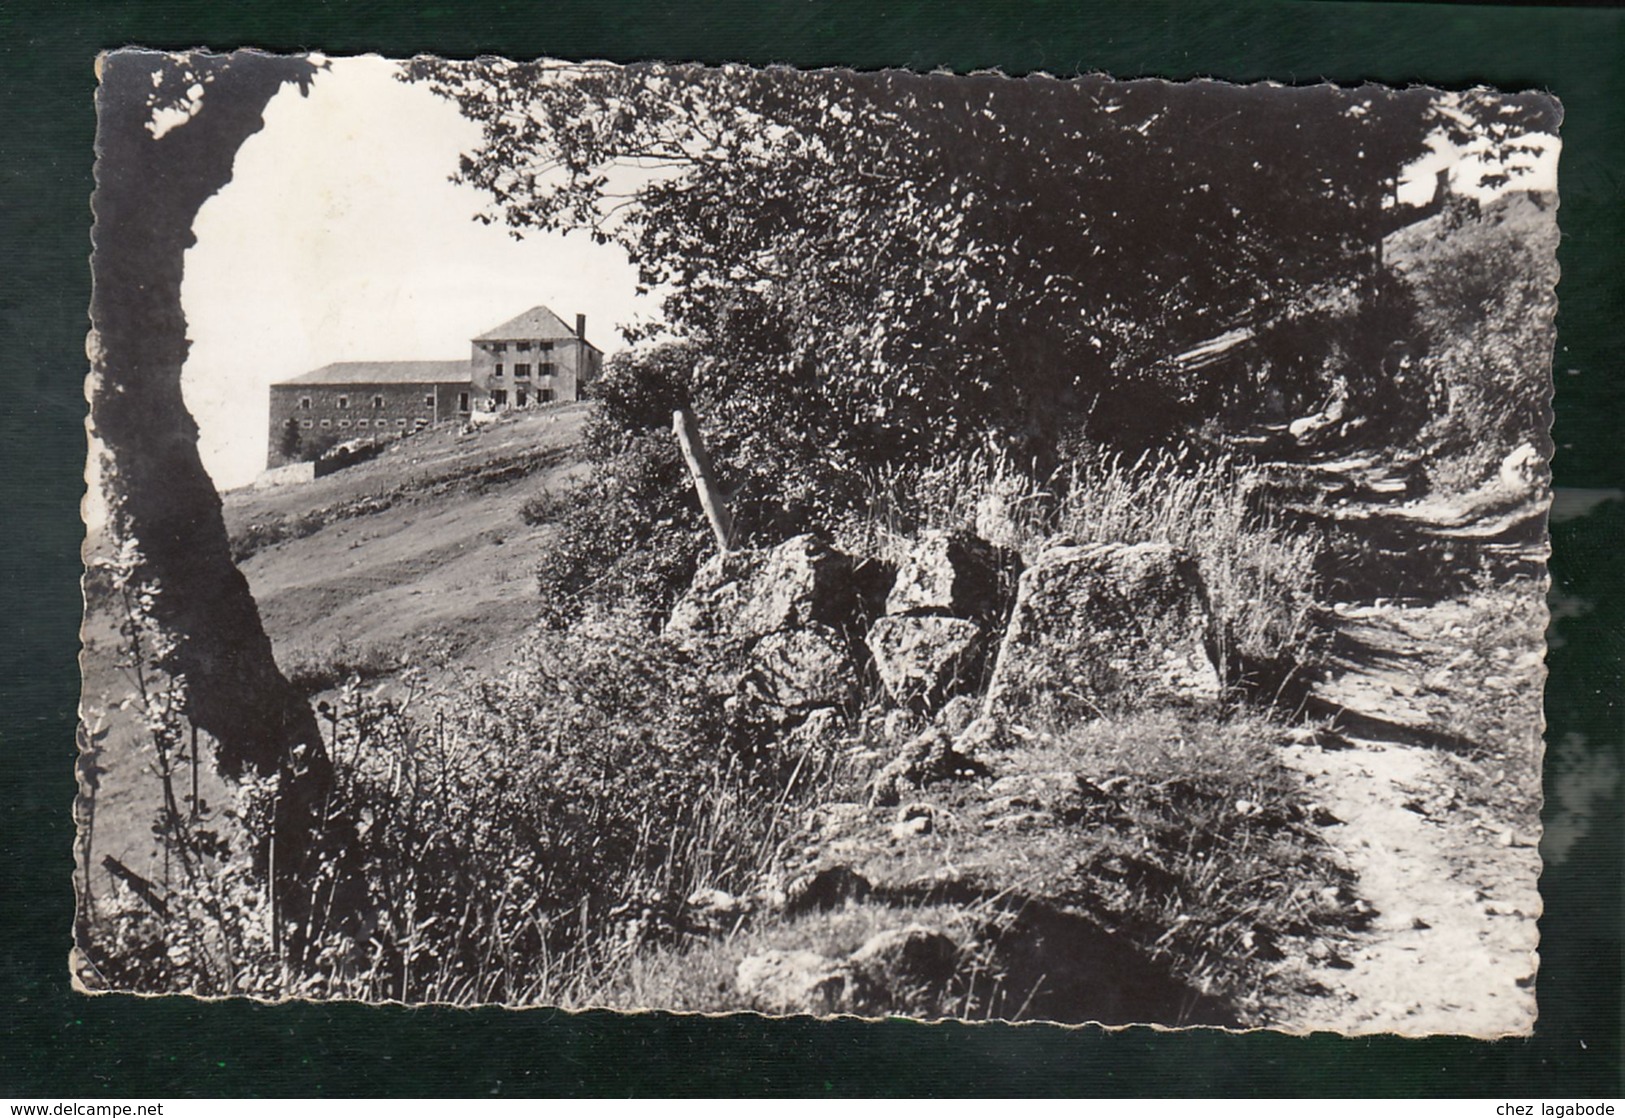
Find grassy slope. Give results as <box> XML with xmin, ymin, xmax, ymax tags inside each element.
<box><xmin>228</xmin><ymin>402</ymin><xmax>594</xmax><ymax>683</ymax></box>
<box><xmin>80</xmin><ymin>404</ymin><xmax>596</xmax><ymax>884</ymax></box>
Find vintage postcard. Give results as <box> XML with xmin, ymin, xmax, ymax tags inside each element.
<box><xmin>79</xmin><ymin>50</ymin><xmax>1559</xmax><ymax>1033</ymax></box>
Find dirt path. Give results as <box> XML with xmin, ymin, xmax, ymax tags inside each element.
<box><xmin>1275</xmin><ymin>736</ymin><xmax>1540</xmax><ymax>1036</ymax></box>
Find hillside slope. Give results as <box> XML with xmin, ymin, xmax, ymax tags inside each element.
<box><xmin>227</xmin><ymin>403</ymin><xmax>594</xmax><ymax>686</ymax></box>
<box><xmin>79</xmin><ymin>404</ymin><xmax>595</xmax><ymax>888</ymax></box>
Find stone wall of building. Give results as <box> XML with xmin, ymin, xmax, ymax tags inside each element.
<box><xmin>469</xmin><ymin>335</ymin><xmax>600</xmax><ymax>412</ymax></box>
<box><xmin>267</xmin><ymin>381</ymin><xmax>470</xmax><ymax>467</ymax></box>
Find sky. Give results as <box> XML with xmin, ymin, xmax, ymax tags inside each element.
<box><xmin>178</xmin><ymin>56</ymin><xmax>658</xmax><ymax>490</ymax></box>
<box><xmin>1395</xmin><ymin>126</ymin><xmax>1559</xmax><ymax>207</ymax></box>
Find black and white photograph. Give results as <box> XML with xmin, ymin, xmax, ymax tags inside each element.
<box><xmin>79</xmin><ymin>50</ymin><xmax>1560</xmax><ymax>1034</ymax></box>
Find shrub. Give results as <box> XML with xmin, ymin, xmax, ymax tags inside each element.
<box><xmin>276</xmin><ymin>417</ymin><xmax>302</xmax><ymax>462</ymax></box>
<box><xmin>278</xmin><ymin>640</ymin><xmax>401</xmax><ymax>695</ymax></box>
<box><xmin>228</xmin><ymin>510</ymin><xmax>327</xmax><ymax>562</ymax></box>
<box><xmin>314</xmin><ymin>621</ymin><xmax>852</xmax><ymax>1002</ymax></box>
<box><xmin>1389</xmin><ymin>195</ymin><xmax>1558</xmax><ymax>495</ymax></box>
<box><xmin>583</xmin><ymin>342</ymin><xmax>699</xmax><ymax>459</ymax></box>
<box><xmin>518</xmin><ymin>484</ymin><xmax>580</xmax><ymax>527</ymax></box>
<box><xmin>315</xmin><ymin>435</ymin><xmax>394</xmax><ymax>477</ymax></box>
<box><xmin>74</xmin><ymin>548</ymin><xmax>285</xmax><ymax>999</ymax></box>
<box><xmin>587</xmin><ymin>341</ymin><xmax>880</xmax><ymax>544</ymax></box>
<box><xmin>533</xmin><ymin>433</ymin><xmax>709</xmax><ymax>629</ymax></box>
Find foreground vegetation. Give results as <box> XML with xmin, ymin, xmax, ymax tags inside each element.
<box><xmin>81</xmin><ymin>405</ymin><xmax>1375</xmax><ymax>1022</ymax></box>
<box><xmin>80</xmin><ymin>543</ymin><xmax>1352</xmax><ymax>1020</ymax></box>
<box><xmin>78</xmin><ymin>65</ymin><xmax>1553</xmax><ymax>1024</ymax></box>
<box><xmin>79</xmin><ymin>195</ymin><xmax>1553</xmax><ymax>1018</ymax></box>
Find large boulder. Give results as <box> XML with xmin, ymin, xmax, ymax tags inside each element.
<box><xmin>666</xmin><ymin>534</ymin><xmax>857</xmax><ymax>644</ymax></box>
<box><xmin>984</xmin><ymin>542</ymin><xmax>1220</xmax><ymax>724</ymax></box>
<box><xmin>886</xmin><ymin>529</ymin><xmax>1018</xmax><ymax>621</ymax></box>
<box><xmin>865</xmin><ymin>614</ymin><xmax>987</xmax><ymax>709</ymax></box>
<box><xmin>750</xmin><ymin>625</ymin><xmax>860</xmax><ymax>710</ymax></box>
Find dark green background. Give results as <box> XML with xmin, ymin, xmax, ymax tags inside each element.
<box><xmin>3</xmin><ymin>0</ymin><xmax>1620</xmax><ymax>1097</ymax></box>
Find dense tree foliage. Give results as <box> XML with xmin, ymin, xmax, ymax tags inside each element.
<box><xmin>409</xmin><ymin>61</ymin><xmax>1557</xmax><ymax>522</ymax></box>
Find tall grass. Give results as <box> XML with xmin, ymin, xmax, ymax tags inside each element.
<box><xmin>1055</xmin><ymin>449</ymin><xmax>1322</xmax><ymax>692</ymax></box>
<box><xmin>1041</xmin><ymin>710</ymin><xmax>1351</xmax><ymax>1005</ymax></box>
<box><xmin>86</xmin><ymin>435</ymin><xmax>1330</xmax><ymax>1011</ymax></box>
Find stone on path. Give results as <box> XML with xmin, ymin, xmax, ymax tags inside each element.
<box><xmin>984</xmin><ymin>541</ymin><xmax>1220</xmax><ymax>724</ymax></box>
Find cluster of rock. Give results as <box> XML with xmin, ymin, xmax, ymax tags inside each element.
<box><xmin>666</xmin><ymin>533</ymin><xmax>868</xmax><ymax>716</ymax></box>
<box><xmin>665</xmin><ymin>528</ymin><xmax>1222</xmax><ymax>749</ymax></box>
<box><xmin>658</xmin><ymin>529</ymin><xmax>1228</xmax><ymax>1019</ymax></box>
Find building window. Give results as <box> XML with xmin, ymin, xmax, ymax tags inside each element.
<box><xmin>320</xmin><ymin>419</ymin><xmax>332</xmax><ymax>428</ymax></box>
<box><xmin>373</xmin><ymin>395</ymin><xmax>384</xmax><ymax>409</ymax></box>
<box><xmin>339</xmin><ymin>420</ymin><xmax>351</xmax><ymax>429</ymax></box>
<box><xmin>458</xmin><ymin>392</ymin><xmax>470</xmax><ymax>412</ymax></box>
<box><xmin>516</xmin><ymin>340</ymin><xmax>532</xmax><ymax>352</ymax></box>
<box><xmin>491</xmin><ymin>342</ymin><xmax>506</xmax><ymax>354</ymax></box>
<box><xmin>356</xmin><ymin>419</ymin><xmax>368</xmax><ymax>429</ymax></box>
<box><xmin>492</xmin><ymin>389</ymin><xmax>508</xmax><ymax>406</ymax></box>
<box><xmin>396</xmin><ymin>418</ymin><xmax>407</xmax><ymax>427</ymax></box>
<box><xmin>423</xmin><ymin>394</ymin><xmax>435</xmax><ymax>408</ymax></box>
<box><xmin>537</xmin><ymin>340</ymin><xmax>553</xmax><ymax>352</ymax></box>
<box><xmin>540</xmin><ymin>388</ymin><xmax>555</xmax><ymax>403</ymax></box>
<box><xmin>337</xmin><ymin>395</ymin><xmax>349</xmax><ymax>409</ymax></box>
<box><xmin>538</xmin><ymin>362</ymin><xmax>555</xmax><ymax>377</ymax></box>
<box><xmin>516</xmin><ymin>388</ymin><xmax>528</xmax><ymax>407</ymax></box>
<box><xmin>300</xmin><ymin>419</ymin><xmax>314</xmax><ymax>429</ymax></box>
<box><xmin>494</xmin><ymin>363</ymin><xmax>504</xmax><ymax>378</ymax></box>
<box><xmin>514</xmin><ymin>363</ymin><xmax>530</xmax><ymax>379</ymax></box>
<box><xmin>298</xmin><ymin>396</ymin><xmax>311</xmax><ymax>410</ymax></box>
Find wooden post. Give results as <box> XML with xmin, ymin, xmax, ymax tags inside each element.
<box><xmin>190</xmin><ymin>723</ymin><xmax>200</xmax><ymax>821</ymax></box>
<box><xmin>672</xmin><ymin>406</ymin><xmax>735</xmax><ymax>552</ymax></box>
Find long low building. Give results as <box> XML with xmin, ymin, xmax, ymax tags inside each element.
<box><xmin>267</xmin><ymin>304</ymin><xmax>602</xmax><ymax>468</ymax></box>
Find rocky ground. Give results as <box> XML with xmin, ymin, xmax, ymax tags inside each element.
<box><xmin>593</xmin><ymin>503</ymin><xmax>1547</xmax><ymax>1034</ymax></box>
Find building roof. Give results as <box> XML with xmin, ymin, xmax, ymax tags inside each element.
<box><xmin>472</xmin><ymin>304</ymin><xmax>600</xmax><ymax>350</ymax></box>
<box><xmin>274</xmin><ymin>360</ymin><xmax>473</xmax><ymax>387</ymax></box>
